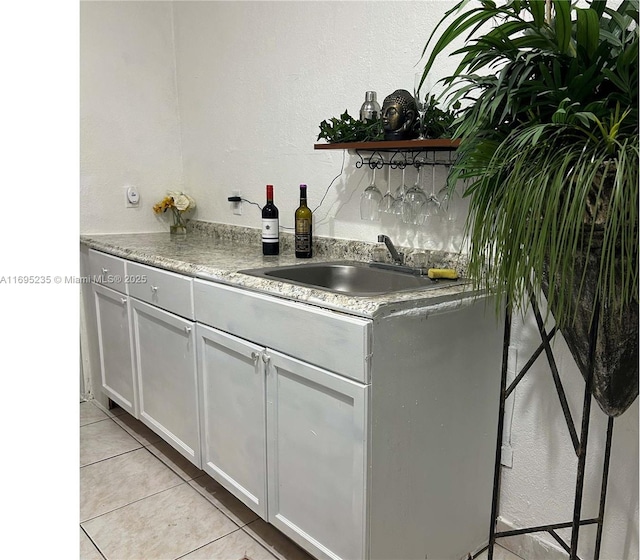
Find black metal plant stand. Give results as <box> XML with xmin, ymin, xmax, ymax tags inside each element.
<box><xmin>480</xmin><ymin>291</ymin><xmax>615</xmax><ymax>560</ymax></box>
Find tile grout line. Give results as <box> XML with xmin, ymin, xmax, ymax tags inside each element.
<box><xmin>80</xmin><ymin>444</ymin><xmax>145</xmax><ymax>469</ymax></box>
<box><xmin>187</xmin><ymin>477</ymin><xmax>258</xmax><ymax>529</ymax></box>
<box><xmin>80</xmin><ymin>525</ymin><xmax>108</xmax><ymax>560</ymax></box>
<box><xmin>171</xmin><ymin>526</ymin><xmax>264</xmax><ymax>560</ymax></box>
<box><xmin>81</xmin><ymin>479</ymin><xmax>189</xmax><ymax>525</ymax></box>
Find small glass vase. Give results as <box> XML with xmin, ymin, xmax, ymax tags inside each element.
<box><xmin>170</xmin><ymin>224</ymin><xmax>187</xmax><ymax>235</ymax></box>
<box><xmin>170</xmin><ymin>209</ymin><xmax>187</xmax><ymax>235</ymax></box>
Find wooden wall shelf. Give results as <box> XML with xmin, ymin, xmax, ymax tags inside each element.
<box><xmin>314</xmin><ymin>138</ymin><xmax>460</xmax><ymax>152</ymax></box>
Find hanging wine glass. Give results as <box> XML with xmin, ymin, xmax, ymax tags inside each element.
<box><xmin>414</xmin><ymin>72</ymin><xmax>428</xmax><ymax>140</ymax></box>
<box><xmin>439</xmin><ymin>163</ymin><xmax>451</xmax><ymax>219</ymax></box>
<box><xmin>359</xmin><ymin>160</ymin><xmax>383</xmax><ymax>221</ymax></box>
<box><xmin>394</xmin><ymin>167</ymin><xmax>407</xmax><ymax>199</ymax></box>
<box><xmin>379</xmin><ymin>160</ymin><xmax>395</xmax><ymax>213</ymax></box>
<box><xmin>440</xmin><ymin>165</ymin><xmax>459</xmax><ymax>222</ymax></box>
<box><xmin>390</xmin><ymin>167</ymin><xmax>407</xmax><ymax>216</ymax></box>
<box><xmin>415</xmin><ymin>159</ymin><xmax>430</xmax><ymax>224</ymax></box>
<box><xmin>425</xmin><ymin>154</ymin><xmax>441</xmax><ymax>217</ymax></box>
<box><xmin>402</xmin><ymin>166</ymin><xmax>428</xmax><ymax>225</ymax></box>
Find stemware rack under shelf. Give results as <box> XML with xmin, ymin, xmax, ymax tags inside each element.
<box><xmin>314</xmin><ymin>139</ymin><xmax>459</xmax><ymax>169</ymax></box>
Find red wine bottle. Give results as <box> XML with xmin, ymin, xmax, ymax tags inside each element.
<box><xmin>262</xmin><ymin>185</ymin><xmax>279</xmax><ymax>255</ymax></box>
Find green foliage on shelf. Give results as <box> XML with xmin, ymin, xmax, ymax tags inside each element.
<box><xmin>422</xmin><ymin>94</ymin><xmax>461</xmax><ymax>139</ymax></box>
<box><xmin>317</xmin><ymin>111</ymin><xmax>384</xmax><ymax>143</ymax></box>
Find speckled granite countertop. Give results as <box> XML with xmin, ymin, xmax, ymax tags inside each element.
<box><xmin>80</xmin><ymin>222</ymin><xmax>477</xmax><ymax>319</ymax></box>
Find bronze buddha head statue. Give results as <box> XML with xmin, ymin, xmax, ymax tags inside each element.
<box><xmin>381</xmin><ymin>89</ymin><xmax>418</xmax><ymax>141</ymax></box>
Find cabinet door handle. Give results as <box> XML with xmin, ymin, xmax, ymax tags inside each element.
<box><xmin>150</xmin><ymin>285</ymin><xmax>158</xmax><ymax>293</ymax></box>
<box><xmin>101</xmin><ymin>268</ymin><xmax>108</xmax><ymax>274</ymax></box>
<box><xmin>184</xmin><ymin>326</ymin><xmax>192</xmax><ymax>334</ymax></box>
<box><xmin>251</xmin><ymin>351</ymin><xmax>260</xmax><ymax>363</ymax></box>
<box><xmin>120</xmin><ymin>297</ymin><xmax>127</xmax><ymax>304</ymax></box>
<box><xmin>261</xmin><ymin>353</ymin><xmax>271</xmax><ymax>365</ymax></box>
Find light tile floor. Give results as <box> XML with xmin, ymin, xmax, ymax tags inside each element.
<box><xmin>80</xmin><ymin>399</ymin><xmax>525</xmax><ymax>560</ymax></box>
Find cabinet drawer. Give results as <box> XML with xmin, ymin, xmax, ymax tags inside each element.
<box><xmin>127</xmin><ymin>262</ymin><xmax>194</xmax><ymax>320</ymax></box>
<box><xmin>89</xmin><ymin>250</ymin><xmax>127</xmax><ymax>293</ymax></box>
<box><xmin>194</xmin><ymin>279</ymin><xmax>371</xmax><ymax>383</ymax></box>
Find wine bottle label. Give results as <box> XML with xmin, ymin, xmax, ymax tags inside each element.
<box><xmin>295</xmin><ymin>233</ymin><xmax>311</xmax><ymax>252</ymax></box>
<box><xmin>295</xmin><ymin>218</ymin><xmax>311</xmax><ymax>235</ymax></box>
<box><xmin>262</xmin><ymin>219</ymin><xmax>279</xmax><ymax>242</ymax></box>
<box><xmin>295</xmin><ymin>217</ymin><xmax>311</xmax><ymax>252</ymax></box>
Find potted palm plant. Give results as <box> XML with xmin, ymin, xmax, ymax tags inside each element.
<box><xmin>420</xmin><ymin>0</ymin><xmax>638</xmax><ymax>416</ymax></box>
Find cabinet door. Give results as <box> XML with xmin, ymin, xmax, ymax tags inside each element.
<box><xmin>93</xmin><ymin>283</ymin><xmax>137</xmax><ymax>416</ymax></box>
<box><xmin>266</xmin><ymin>350</ymin><xmax>368</xmax><ymax>560</ymax></box>
<box><xmin>196</xmin><ymin>324</ymin><xmax>267</xmax><ymax>518</ymax></box>
<box><xmin>130</xmin><ymin>298</ymin><xmax>200</xmax><ymax>467</ymax></box>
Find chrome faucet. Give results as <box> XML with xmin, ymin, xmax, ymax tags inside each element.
<box><xmin>377</xmin><ymin>235</ymin><xmax>404</xmax><ymax>265</ymax></box>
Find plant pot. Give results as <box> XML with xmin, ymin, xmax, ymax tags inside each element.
<box><xmin>543</xmin><ymin>233</ymin><xmax>639</xmax><ymax>417</ymax></box>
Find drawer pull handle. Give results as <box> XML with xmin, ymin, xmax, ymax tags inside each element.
<box><xmin>184</xmin><ymin>326</ymin><xmax>192</xmax><ymax>334</ymax></box>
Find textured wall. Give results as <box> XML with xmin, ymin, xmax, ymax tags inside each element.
<box><xmin>80</xmin><ymin>0</ymin><xmax>466</xmax><ymax>250</ymax></box>
<box><xmin>171</xmin><ymin>0</ymin><xmax>466</xmax><ymax>251</ymax></box>
<box><xmin>80</xmin><ymin>1</ymin><xmax>184</xmax><ymax>233</ymax></box>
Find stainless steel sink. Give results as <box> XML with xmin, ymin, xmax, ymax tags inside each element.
<box><xmin>239</xmin><ymin>261</ymin><xmax>467</xmax><ymax>296</ymax></box>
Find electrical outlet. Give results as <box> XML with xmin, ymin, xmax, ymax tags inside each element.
<box><xmin>124</xmin><ymin>185</ymin><xmax>140</xmax><ymax>208</ymax></box>
<box><xmin>231</xmin><ymin>190</ymin><xmax>242</xmax><ymax>215</ymax></box>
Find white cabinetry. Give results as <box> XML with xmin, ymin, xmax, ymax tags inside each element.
<box><xmin>127</xmin><ymin>260</ymin><xmax>200</xmax><ymax>468</ymax></box>
<box><xmin>89</xmin><ymin>250</ymin><xmax>137</xmax><ymax>416</ymax></box>
<box><xmin>86</xmin><ymin>246</ymin><xmax>503</xmax><ymax>560</ymax></box>
<box><xmin>89</xmin><ymin>249</ymin><xmax>127</xmax><ymax>292</ymax></box>
<box><xmin>194</xmin><ymin>279</ymin><xmax>370</xmax><ymax>560</ymax></box>
<box><xmin>131</xmin><ymin>298</ymin><xmax>200</xmax><ymax>467</ymax></box>
<box><xmin>196</xmin><ymin>320</ymin><xmax>368</xmax><ymax>560</ymax></box>
<box><xmin>196</xmin><ymin>324</ymin><xmax>268</xmax><ymax>517</ymax></box>
<box><xmin>127</xmin><ymin>261</ymin><xmax>194</xmax><ymax>319</ymax></box>
<box><xmin>92</xmin><ymin>283</ymin><xmax>137</xmax><ymax>416</ymax></box>
<box><xmin>194</xmin><ymin>277</ymin><xmax>504</xmax><ymax>560</ymax></box>
<box><xmin>193</xmin><ymin>280</ymin><xmax>370</xmax><ymax>382</ymax></box>
<box><xmin>90</xmin><ymin>251</ymin><xmax>200</xmax><ymax>467</ymax></box>
<box><xmin>266</xmin><ymin>350</ymin><xmax>368</xmax><ymax>560</ymax></box>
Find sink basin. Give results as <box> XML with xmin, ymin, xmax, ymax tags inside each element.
<box><xmin>239</xmin><ymin>261</ymin><xmax>467</xmax><ymax>296</ymax></box>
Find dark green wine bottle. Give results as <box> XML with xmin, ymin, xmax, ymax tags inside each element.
<box><xmin>294</xmin><ymin>184</ymin><xmax>312</xmax><ymax>258</ymax></box>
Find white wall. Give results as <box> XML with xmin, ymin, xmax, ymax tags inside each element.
<box><xmin>79</xmin><ymin>2</ymin><xmax>638</xmax><ymax>557</ymax></box>
<box><xmin>80</xmin><ymin>0</ymin><xmax>184</xmax><ymax>233</ymax></box>
<box><xmin>171</xmin><ymin>0</ymin><xmax>466</xmax><ymax>251</ymax></box>
<box><xmin>81</xmin><ymin>0</ymin><xmax>467</xmax><ymax>251</ymax></box>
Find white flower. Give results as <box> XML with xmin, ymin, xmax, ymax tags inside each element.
<box><xmin>184</xmin><ymin>194</ymin><xmax>196</xmax><ymax>210</ymax></box>
<box><xmin>167</xmin><ymin>191</ymin><xmax>194</xmax><ymax>212</ymax></box>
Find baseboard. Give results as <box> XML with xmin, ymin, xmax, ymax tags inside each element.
<box><xmin>495</xmin><ymin>517</ymin><xmax>568</xmax><ymax>560</ymax></box>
